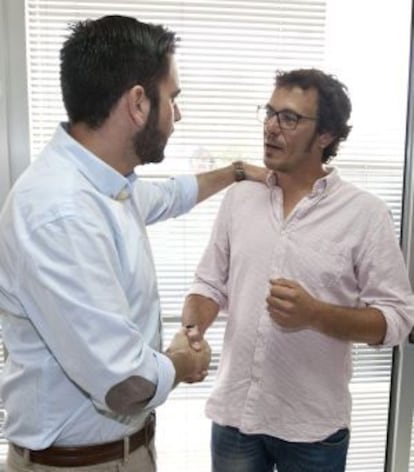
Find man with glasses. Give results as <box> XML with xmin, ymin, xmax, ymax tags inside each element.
<box><xmin>182</xmin><ymin>68</ymin><xmax>414</xmax><ymax>471</ymax></box>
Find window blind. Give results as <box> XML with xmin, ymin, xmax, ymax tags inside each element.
<box><xmin>0</xmin><ymin>0</ymin><xmax>408</xmax><ymax>470</ymax></box>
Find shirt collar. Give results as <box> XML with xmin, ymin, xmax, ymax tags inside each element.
<box><xmin>268</xmin><ymin>166</ymin><xmax>339</xmax><ymax>195</ymax></box>
<box><xmin>311</xmin><ymin>166</ymin><xmax>339</xmax><ymax>196</ymax></box>
<box><xmin>52</xmin><ymin>123</ymin><xmax>132</xmax><ymax>201</ymax></box>
<box><xmin>266</xmin><ymin>171</ymin><xmax>278</xmax><ymax>187</ymax></box>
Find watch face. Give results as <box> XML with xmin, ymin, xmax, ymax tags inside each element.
<box><xmin>233</xmin><ymin>161</ymin><xmax>246</xmax><ymax>181</ymax></box>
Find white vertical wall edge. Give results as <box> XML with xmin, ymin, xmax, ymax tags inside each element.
<box><xmin>0</xmin><ymin>0</ymin><xmax>11</xmax><ymax>207</ymax></box>
<box><xmin>386</xmin><ymin>1</ymin><xmax>414</xmax><ymax>470</ymax></box>
<box><xmin>1</xmin><ymin>0</ymin><xmax>31</xmax><ymax>198</ymax></box>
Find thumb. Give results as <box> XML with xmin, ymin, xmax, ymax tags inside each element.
<box><xmin>185</xmin><ymin>325</ymin><xmax>202</xmax><ymax>351</ymax></box>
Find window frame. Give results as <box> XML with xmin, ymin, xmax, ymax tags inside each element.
<box><xmin>2</xmin><ymin>0</ymin><xmax>414</xmax><ymax>470</ymax></box>
<box><xmin>386</xmin><ymin>4</ymin><xmax>414</xmax><ymax>468</ymax></box>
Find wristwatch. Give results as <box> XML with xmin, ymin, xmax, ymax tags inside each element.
<box><xmin>232</xmin><ymin>161</ymin><xmax>246</xmax><ymax>181</ymax></box>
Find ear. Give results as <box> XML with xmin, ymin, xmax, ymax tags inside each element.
<box><xmin>318</xmin><ymin>131</ymin><xmax>335</xmax><ymax>150</ymax></box>
<box><xmin>127</xmin><ymin>85</ymin><xmax>149</xmax><ymax>130</ymax></box>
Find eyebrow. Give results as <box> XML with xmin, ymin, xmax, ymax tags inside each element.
<box><xmin>266</xmin><ymin>104</ymin><xmax>298</xmax><ymax>114</ymax></box>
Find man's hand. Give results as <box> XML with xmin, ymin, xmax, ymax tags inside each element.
<box><xmin>243</xmin><ymin>163</ymin><xmax>271</xmax><ymax>184</ymax></box>
<box><xmin>165</xmin><ymin>327</ymin><xmax>211</xmax><ymax>385</ymax></box>
<box><xmin>184</xmin><ymin>325</ymin><xmax>203</xmax><ymax>351</ymax></box>
<box><xmin>266</xmin><ymin>278</ymin><xmax>321</xmax><ymax>331</ymax></box>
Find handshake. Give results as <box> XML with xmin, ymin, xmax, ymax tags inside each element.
<box><xmin>165</xmin><ymin>326</ymin><xmax>211</xmax><ymax>386</ymax></box>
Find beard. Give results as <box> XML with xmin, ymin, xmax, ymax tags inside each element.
<box><xmin>263</xmin><ymin>129</ymin><xmax>320</xmax><ymax>172</ymax></box>
<box><xmin>304</xmin><ymin>130</ymin><xmax>319</xmax><ymax>154</ymax></box>
<box><xmin>133</xmin><ymin>104</ymin><xmax>168</xmax><ymax>165</ymax></box>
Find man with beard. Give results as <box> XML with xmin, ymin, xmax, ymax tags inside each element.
<box><xmin>182</xmin><ymin>68</ymin><xmax>414</xmax><ymax>471</ymax></box>
<box><xmin>0</xmin><ymin>15</ymin><xmax>267</xmax><ymax>472</ymax></box>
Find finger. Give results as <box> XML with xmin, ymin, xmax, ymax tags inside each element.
<box><xmin>184</xmin><ymin>325</ymin><xmax>202</xmax><ymax>350</ymax></box>
<box><xmin>186</xmin><ymin>325</ymin><xmax>201</xmax><ymax>337</ymax></box>
<box><xmin>269</xmin><ymin>278</ymin><xmax>297</xmax><ymax>288</ymax></box>
<box><xmin>184</xmin><ymin>370</ymin><xmax>208</xmax><ymax>384</ymax></box>
<box><xmin>268</xmin><ymin>280</ymin><xmax>291</xmax><ymax>292</ymax></box>
<box><xmin>184</xmin><ymin>378</ymin><xmax>196</xmax><ymax>384</ymax></box>
<box><xmin>196</xmin><ymin>370</ymin><xmax>209</xmax><ymax>382</ymax></box>
<box><xmin>266</xmin><ymin>294</ymin><xmax>293</xmax><ymax>313</ymax></box>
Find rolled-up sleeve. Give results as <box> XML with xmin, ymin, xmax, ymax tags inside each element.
<box><xmin>145</xmin><ymin>352</ymin><xmax>176</xmax><ymax>409</ymax></box>
<box><xmin>134</xmin><ymin>175</ymin><xmax>198</xmax><ymax>225</ymax></box>
<box><xmin>357</xmin><ymin>211</ymin><xmax>414</xmax><ymax>346</ymax></box>
<box><xmin>188</xmin><ymin>190</ymin><xmax>231</xmax><ymax>309</ymax></box>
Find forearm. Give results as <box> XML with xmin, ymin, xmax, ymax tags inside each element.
<box><xmin>195</xmin><ymin>162</ymin><xmax>268</xmax><ymax>203</ymax></box>
<box><xmin>268</xmin><ymin>278</ymin><xmax>388</xmax><ymax>345</ymax></box>
<box><xmin>182</xmin><ymin>294</ymin><xmax>220</xmax><ymax>335</ymax></box>
<box><xmin>196</xmin><ymin>165</ymin><xmax>237</xmax><ymax>204</ymax></box>
<box><xmin>313</xmin><ymin>301</ymin><xmax>387</xmax><ymax>345</ymax></box>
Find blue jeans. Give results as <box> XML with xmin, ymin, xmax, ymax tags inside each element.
<box><xmin>211</xmin><ymin>423</ymin><xmax>349</xmax><ymax>472</ymax></box>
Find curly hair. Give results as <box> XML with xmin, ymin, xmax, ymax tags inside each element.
<box><xmin>275</xmin><ymin>68</ymin><xmax>352</xmax><ymax>163</ymax></box>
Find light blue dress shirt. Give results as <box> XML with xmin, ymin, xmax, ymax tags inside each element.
<box><xmin>0</xmin><ymin>123</ymin><xmax>198</xmax><ymax>448</ymax></box>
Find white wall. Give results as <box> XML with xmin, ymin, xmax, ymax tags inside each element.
<box><xmin>0</xmin><ymin>0</ymin><xmax>11</xmax><ymax>208</ymax></box>
<box><xmin>0</xmin><ymin>0</ymin><xmax>31</xmax><ymax>209</ymax></box>
<box><xmin>325</xmin><ymin>0</ymin><xmax>411</xmax><ymax>136</ymax></box>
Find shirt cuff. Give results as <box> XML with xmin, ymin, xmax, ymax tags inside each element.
<box><xmin>145</xmin><ymin>352</ymin><xmax>176</xmax><ymax>410</ymax></box>
<box><xmin>372</xmin><ymin>304</ymin><xmax>414</xmax><ymax>347</ymax></box>
<box><xmin>187</xmin><ymin>283</ymin><xmax>227</xmax><ymax>309</ymax></box>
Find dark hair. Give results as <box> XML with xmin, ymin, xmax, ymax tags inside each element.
<box><xmin>275</xmin><ymin>68</ymin><xmax>352</xmax><ymax>163</ymax></box>
<box><xmin>60</xmin><ymin>15</ymin><xmax>178</xmax><ymax>128</ymax></box>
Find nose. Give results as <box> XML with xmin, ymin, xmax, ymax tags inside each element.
<box><xmin>264</xmin><ymin>115</ymin><xmax>281</xmax><ymax>132</ymax></box>
<box><xmin>174</xmin><ymin>103</ymin><xmax>182</xmax><ymax>122</ymax></box>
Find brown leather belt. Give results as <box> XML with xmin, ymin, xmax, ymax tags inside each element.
<box><xmin>12</xmin><ymin>412</ymin><xmax>155</xmax><ymax>467</ymax></box>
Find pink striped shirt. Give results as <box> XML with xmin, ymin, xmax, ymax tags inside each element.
<box><xmin>189</xmin><ymin>168</ymin><xmax>414</xmax><ymax>442</ymax></box>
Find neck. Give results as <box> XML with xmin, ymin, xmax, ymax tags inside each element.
<box><xmin>69</xmin><ymin>121</ymin><xmax>138</xmax><ymax>176</ymax></box>
<box><xmin>67</xmin><ymin>94</ymin><xmax>143</xmax><ymax>176</ymax></box>
<box><xmin>275</xmin><ymin>166</ymin><xmax>328</xmax><ymax>220</ymax></box>
<box><xmin>275</xmin><ymin>165</ymin><xmax>327</xmax><ymax>196</ymax></box>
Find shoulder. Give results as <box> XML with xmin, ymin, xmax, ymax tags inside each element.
<box><xmin>6</xmin><ymin>153</ymin><xmax>101</xmax><ymax>235</ymax></box>
<box><xmin>225</xmin><ymin>180</ymin><xmax>270</xmax><ymax>202</ymax></box>
<box><xmin>335</xmin><ymin>177</ymin><xmax>390</xmax><ymax>214</ymax></box>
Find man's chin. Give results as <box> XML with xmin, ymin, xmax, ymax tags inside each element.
<box><xmin>263</xmin><ymin>153</ymin><xmax>279</xmax><ymax>169</ymax></box>
<box><xmin>264</xmin><ymin>154</ymin><xmax>290</xmax><ymax>173</ymax></box>
<box><xmin>143</xmin><ymin>153</ymin><xmax>165</xmax><ymax>165</ymax></box>
<box><xmin>137</xmin><ymin>146</ymin><xmax>166</xmax><ymax>165</ymax></box>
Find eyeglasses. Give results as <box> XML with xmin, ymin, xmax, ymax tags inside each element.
<box><xmin>256</xmin><ymin>105</ymin><xmax>317</xmax><ymax>130</ymax></box>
